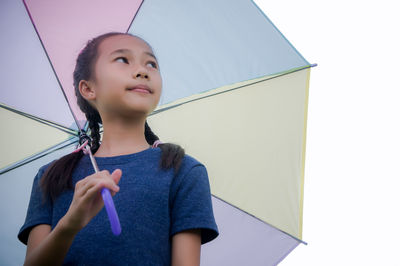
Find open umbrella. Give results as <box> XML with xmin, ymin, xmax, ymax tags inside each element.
<box><xmin>0</xmin><ymin>0</ymin><xmax>314</xmax><ymax>265</ymax></box>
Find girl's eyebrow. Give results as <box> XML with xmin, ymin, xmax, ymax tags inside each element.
<box><xmin>109</xmin><ymin>49</ymin><xmax>157</xmax><ymax>61</ymax></box>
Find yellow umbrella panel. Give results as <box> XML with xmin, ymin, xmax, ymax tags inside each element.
<box><xmin>0</xmin><ymin>105</ymin><xmax>76</xmax><ymax>173</ymax></box>
<box><xmin>149</xmin><ymin>66</ymin><xmax>311</xmax><ymax>264</ymax></box>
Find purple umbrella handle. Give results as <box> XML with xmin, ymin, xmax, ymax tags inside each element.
<box><xmin>101</xmin><ymin>188</ymin><xmax>121</xmax><ymax>235</ymax></box>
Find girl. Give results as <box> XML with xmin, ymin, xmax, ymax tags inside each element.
<box><xmin>18</xmin><ymin>32</ymin><xmax>219</xmax><ymax>265</ymax></box>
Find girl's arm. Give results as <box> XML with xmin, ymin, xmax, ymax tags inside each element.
<box><xmin>24</xmin><ymin>169</ymin><xmax>122</xmax><ymax>266</ymax></box>
<box><xmin>24</xmin><ymin>220</ymin><xmax>77</xmax><ymax>266</ymax></box>
<box><xmin>171</xmin><ymin>229</ymin><xmax>201</xmax><ymax>266</ymax></box>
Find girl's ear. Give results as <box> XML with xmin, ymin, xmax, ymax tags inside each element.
<box><xmin>79</xmin><ymin>80</ymin><xmax>96</xmax><ymax>101</ymax></box>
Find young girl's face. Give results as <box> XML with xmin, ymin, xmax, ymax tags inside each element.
<box><xmin>87</xmin><ymin>34</ymin><xmax>162</xmax><ymax>119</ymax></box>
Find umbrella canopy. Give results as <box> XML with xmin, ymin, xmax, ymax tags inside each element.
<box><xmin>0</xmin><ymin>0</ymin><xmax>312</xmax><ymax>265</ymax></box>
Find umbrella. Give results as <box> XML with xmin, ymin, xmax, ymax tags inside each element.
<box><xmin>0</xmin><ymin>0</ymin><xmax>314</xmax><ymax>265</ymax></box>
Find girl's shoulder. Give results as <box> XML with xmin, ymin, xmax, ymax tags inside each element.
<box><xmin>35</xmin><ymin>160</ymin><xmax>57</xmax><ymax>180</ymax></box>
<box><xmin>173</xmin><ymin>153</ymin><xmax>210</xmax><ymax>185</ymax></box>
<box><xmin>179</xmin><ymin>153</ymin><xmax>206</xmax><ymax>170</ymax></box>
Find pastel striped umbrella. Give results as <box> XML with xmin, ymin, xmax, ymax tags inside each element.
<box><xmin>0</xmin><ymin>0</ymin><xmax>314</xmax><ymax>264</ymax></box>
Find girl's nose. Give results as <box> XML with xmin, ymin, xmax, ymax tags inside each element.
<box><xmin>133</xmin><ymin>71</ymin><xmax>149</xmax><ymax>80</ymax></box>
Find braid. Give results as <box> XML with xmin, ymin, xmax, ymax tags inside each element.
<box><xmin>87</xmin><ymin>111</ymin><xmax>102</xmax><ymax>154</ymax></box>
<box><xmin>145</xmin><ymin>121</ymin><xmax>185</xmax><ymax>174</ymax></box>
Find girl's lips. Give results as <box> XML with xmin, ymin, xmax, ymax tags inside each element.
<box><xmin>127</xmin><ymin>85</ymin><xmax>152</xmax><ymax>94</ymax></box>
<box><xmin>132</xmin><ymin>88</ymin><xmax>150</xmax><ymax>93</ymax></box>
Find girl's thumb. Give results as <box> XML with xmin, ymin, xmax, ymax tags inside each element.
<box><xmin>111</xmin><ymin>169</ymin><xmax>122</xmax><ymax>185</ymax></box>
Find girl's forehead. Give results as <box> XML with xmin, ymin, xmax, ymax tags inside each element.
<box><xmin>98</xmin><ymin>35</ymin><xmax>152</xmax><ymax>56</ymax></box>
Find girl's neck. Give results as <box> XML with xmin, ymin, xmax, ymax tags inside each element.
<box><xmin>94</xmin><ymin>117</ymin><xmax>150</xmax><ymax>157</ymax></box>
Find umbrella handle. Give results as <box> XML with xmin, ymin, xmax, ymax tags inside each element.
<box><xmin>101</xmin><ymin>188</ymin><xmax>121</xmax><ymax>236</ymax></box>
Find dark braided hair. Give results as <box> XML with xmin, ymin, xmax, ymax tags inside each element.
<box><xmin>41</xmin><ymin>32</ymin><xmax>185</xmax><ymax>202</ymax></box>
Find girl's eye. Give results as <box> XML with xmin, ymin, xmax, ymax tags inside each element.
<box><xmin>147</xmin><ymin>61</ymin><xmax>158</xmax><ymax>69</ymax></box>
<box><xmin>115</xmin><ymin>57</ymin><xmax>157</xmax><ymax>69</ymax></box>
<box><xmin>115</xmin><ymin>57</ymin><xmax>129</xmax><ymax>64</ymax></box>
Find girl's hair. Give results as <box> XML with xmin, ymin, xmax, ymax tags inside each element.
<box><xmin>40</xmin><ymin>32</ymin><xmax>185</xmax><ymax>202</ymax></box>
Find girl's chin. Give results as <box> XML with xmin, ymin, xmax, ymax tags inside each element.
<box><xmin>122</xmin><ymin>106</ymin><xmax>157</xmax><ymax>117</ymax></box>
<box><xmin>121</xmin><ymin>101</ymin><xmax>158</xmax><ymax>111</ymax></box>
<box><xmin>101</xmin><ymin>100</ymin><xmax>159</xmax><ymax>118</ymax></box>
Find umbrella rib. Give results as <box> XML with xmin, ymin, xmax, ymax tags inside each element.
<box><xmin>0</xmin><ymin>104</ymin><xmax>78</xmax><ymax>136</ymax></box>
<box><xmin>125</xmin><ymin>0</ymin><xmax>145</xmax><ymax>33</ymax></box>
<box><xmin>150</xmin><ymin>64</ymin><xmax>317</xmax><ymax>116</ymax></box>
<box><xmin>22</xmin><ymin>1</ymin><xmax>82</xmax><ymax>131</ymax></box>
<box><xmin>0</xmin><ymin>138</ymin><xmax>77</xmax><ymax>175</ymax></box>
<box><xmin>212</xmin><ymin>194</ymin><xmax>308</xmax><ymax>245</ymax></box>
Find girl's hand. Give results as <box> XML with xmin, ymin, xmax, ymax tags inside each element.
<box><xmin>60</xmin><ymin>169</ymin><xmax>122</xmax><ymax>234</ymax></box>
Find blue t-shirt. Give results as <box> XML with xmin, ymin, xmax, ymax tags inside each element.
<box><xmin>18</xmin><ymin>147</ymin><xmax>219</xmax><ymax>265</ymax></box>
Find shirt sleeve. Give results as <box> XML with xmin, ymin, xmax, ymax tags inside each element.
<box><xmin>169</xmin><ymin>164</ymin><xmax>219</xmax><ymax>244</ymax></box>
<box><xmin>18</xmin><ymin>166</ymin><xmax>53</xmax><ymax>245</ymax></box>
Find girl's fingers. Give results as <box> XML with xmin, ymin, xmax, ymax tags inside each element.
<box><xmin>80</xmin><ymin>181</ymin><xmax>112</xmax><ymax>208</ymax></box>
<box><xmin>83</xmin><ymin>181</ymin><xmax>106</xmax><ymax>201</ymax></box>
<box><xmin>111</xmin><ymin>169</ymin><xmax>122</xmax><ymax>185</ymax></box>
<box><xmin>75</xmin><ymin>174</ymin><xmax>99</xmax><ymax>197</ymax></box>
<box><xmin>66</xmin><ymin>170</ymin><xmax>122</xmax><ymax>230</ymax></box>
<box><xmin>77</xmin><ymin>179</ymin><xmax>97</xmax><ymax>198</ymax></box>
<box><xmin>77</xmin><ymin>171</ymin><xmax>120</xmax><ymax>200</ymax></box>
<box><xmin>110</xmin><ymin>169</ymin><xmax>122</xmax><ymax>196</ymax></box>
<box><xmin>75</xmin><ymin>178</ymin><xmax>91</xmax><ymax>197</ymax></box>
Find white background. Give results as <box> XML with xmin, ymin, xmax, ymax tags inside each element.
<box><xmin>254</xmin><ymin>0</ymin><xmax>400</xmax><ymax>265</ymax></box>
